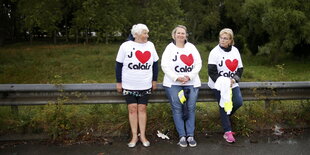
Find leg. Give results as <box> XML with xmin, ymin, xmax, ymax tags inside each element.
<box><xmin>231</xmin><ymin>87</ymin><xmax>243</xmax><ymax>115</ymax></box>
<box><xmin>128</xmin><ymin>104</ymin><xmax>139</xmax><ymax>143</ymax></box>
<box><xmin>184</xmin><ymin>86</ymin><xmax>199</xmax><ymax>137</ymax></box>
<box><xmin>164</xmin><ymin>85</ymin><xmax>186</xmax><ymax>138</ymax></box>
<box><xmin>213</xmin><ymin>89</ymin><xmax>232</xmax><ymax>132</ymax></box>
<box><xmin>138</xmin><ymin>104</ymin><xmax>148</xmax><ymax>143</ymax></box>
<box><xmin>213</xmin><ymin>87</ymin><xmax>243</xmax><ymax>132</ymax></box>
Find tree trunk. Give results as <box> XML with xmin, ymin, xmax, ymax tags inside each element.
<box><xmin>0</xmin><ymin>35</ymin><xmax>3</xmax><ymax>46</ymax></box>
<box><xmin>30</xmin><ymin>31</ymin><xmax>33</xmax><ymax>45</ymax></box>
<box><xmin>65</xmin><ymin>18</ymin><xmax>69</xmax><ymax>42</ymax></box>
<box><xmin>105</xmin><ymin>33</ymin><xmax>108</xmax><ymax>44</ymax></box>
<box><xmin>85</xmin><ymin>28</ymin><xmax>88</xmax><ymax>44</ymax></box>
<box><xmin>75</xmin><ymin>29</ymin><xmax>79</xmax><ymax>44</ymax></box>
<box><xmin>65</xmin><ymin>27</ymin><xmax>69</xmax><ymax>43</ymax></box>
<box><xmin>53</xmin><ymin>30</ymin><xmax>57</xmax><ymax>44</ymax></box>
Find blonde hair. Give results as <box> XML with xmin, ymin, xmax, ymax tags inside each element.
<box><xmin>171</xmin><ymin>25</ymin><xmax>188</xmax><ymax>40</ymax></box>
<box><xmin>219</xmin><ymin>28</ymin><xmax>234</xmax><ymax>45</ymax></box>
<box><xmin>131</xmin><ymin>24</ymin><xmax>149</xmax><ymax>38</ymax></box>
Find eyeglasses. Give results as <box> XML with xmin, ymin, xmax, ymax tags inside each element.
<box><xmin>219</xmin><ymin>37</ymin><xmax>230</xmax><ymax>41</ymax></box>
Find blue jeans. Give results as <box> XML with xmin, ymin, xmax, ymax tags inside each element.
<box><xmin>213</xmin><ymin>87</ymin><xmax>243</xmax><ymax>132</ymax></box>
<box><xmin>164</xmin><ymin>85</ymin><xmax>199</xmax><ymax>138</ymax></box>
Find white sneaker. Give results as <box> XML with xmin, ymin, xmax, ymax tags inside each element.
<box><xmin>187</xmin><ymin>137</ymin><xmax>197</xmax><ymax>147</ymax></box>
<box><xmin>177</xmin><ymin>137</ymin><xmax>187</xmax><ymax>147</ymax></box>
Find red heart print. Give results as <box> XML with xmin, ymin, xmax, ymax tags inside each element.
<box><xmin>135</xmin><ymin>50</ymin><xmax>151</xmax><ymax>64</ymax></box>
<box><xmin>180</xmin><ymin>54</ymin><xmax>194</xmax><ymax>66</ymax></box>
<box><xmin>225</xmin><ymin>59</ymin><xmax>238</xmax><ymax>71</ymax></box>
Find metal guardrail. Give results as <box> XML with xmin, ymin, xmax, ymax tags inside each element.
<box><xmin>0</xmin><ymin>82</ymin><xmax>309</xmax><ymax>106</ymax></box>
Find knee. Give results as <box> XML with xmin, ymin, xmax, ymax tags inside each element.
<box><xmin>128</xmin><ymin>105</ymin><xmax>138</xmax><ymax>114</ymax></box>
<box><xmin>232</xmin><ymin>93</ymin><xmax>243</xmax><ymax>108</ymax></box>
<box><xmin>187</xmin><ymin>102</ymin><xmax>196</xmax><ymax>112</ymax></box>
<box><xmin>138</xmin><ymin>104</ymin><xmax>147</xmax><ymax>113</ymax></box>
<box><xmin>234</xmin><ymin>100</ymin><xmax>243</xmax><ymax>109</ymax></box>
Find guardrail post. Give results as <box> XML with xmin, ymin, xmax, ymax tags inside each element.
<box><xmin>11</xmin><ymin>105</ymin><xmax>19</xmax><ymax>116</ymax></box>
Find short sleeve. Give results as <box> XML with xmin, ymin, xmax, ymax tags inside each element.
<box><xmin>116</xmin><ymin>43</ymin><xmax>126</xmax><ymax>63</ymax></box>
<box><xmin>208</xmin><ymin>47</ymin><xmax>217</xmax><ymax>65</ymax></box>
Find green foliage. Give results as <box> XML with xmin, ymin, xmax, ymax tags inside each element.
<box><xmin>196</xmin><ymin>0</ymin><xmax>307</xmax><ymax>60</ymax></box>
<box><xmin>224</xmin><ymin>0</ymin><xmax>246</xmax><ymax>26</ymax></box>
<box><xmin>71</xmin><ymin>0</ymin><xmax>98</xmax><ymax>43</ymax></box>
<box><xmin>262</xmin><ymin>5</ymin><xmax>307</xmax><ymax>61</ymax></box>
<box><xmin>275</xmin><ymin>64</ymin><xmax>286</xmax><ymax>80</ymax></box>
<box><xmin>234</xmin><ymin>34</ymin><xmax>246</xmax><ymax>53</ymax></box>
<box><xmin>223</xmin><ymin>0</ymin><xmax>310</xmax><ymax>60</ymax></box>
<box><xmin>196</xmin><ymin>102</ymin><xmax>222</xmax><ymax>132</ymax></box>
<box><xmin>94</xmin><ymin>0</ymin><xmax>129</xmax><ymax>44</ymax></box>
<box><xmin>239</xmin><ymin>0</ymin><xmax>271</xmax><ymax>55</ymax></box>
<box><xmin>31</xmin><ymin>95</ymin><xmax>129</xmax><ymax>141</ymax></box>
<box><xmin>300</xmin><ymin>100</ymin><xmax>310</xmax><ymax>124</ymax></box>
<box><xmin>232</xmin><ymin>115</ymin><xmax>253</xmax><ymax>137</ymax></box>
<box><xmin>18</xmin><ymin>0</ymin><xmax>63</xmax><ymax>38</ymax></box>
<box><xmin>2</xmin><ymin>0</ymin><xmax>308</xmax><ymax>61</ymax></box>
<box><xmin>241</xmin><ymin>0</ymin><xmax>270</xmax><ymax>34</ymax></box>
<box><xmin>142</xmin><ymin>0</ymin><xmax>184</xmax><ymax>45</ymax></box>
<box><xmin>0</xmin><ymin>107</ymin><xmax>18</xmax><ymax>134</ymax></box>
<box><xmin>147</xmin><ymin>104</ymin><xmax>176</xmax><ymax>137</ymax></box>
<box><xmin>182</xmin><ymin>0</ymin><xmax>220</xmax><ymax>42</ymax></box>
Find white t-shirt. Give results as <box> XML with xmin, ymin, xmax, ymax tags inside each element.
<box><xmin>161</xmin><ymin>42</ymin><xmax>202</xmax><ymax>87</ymax></box>
<box><xmin>208</xmin><ymin>45</ymin><xmax>243</xmax><ymax>89</ymax></box>
<box><xmin>116</xmin><ymin>41</ymin><xmax>159</xmax><ymax>90</ymax></box>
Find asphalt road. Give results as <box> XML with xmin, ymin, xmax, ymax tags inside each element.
<box><xmin>1</xmin><ymin>129</ymin><xmax>310</xmax><ymax>155</ymax></box>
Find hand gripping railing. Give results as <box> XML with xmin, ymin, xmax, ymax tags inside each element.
<box><xmin>0</xmin><ymin>82</ymin><xmax>309</xmax><ymax>108</ymax></box>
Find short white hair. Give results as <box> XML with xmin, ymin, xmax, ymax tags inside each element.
<box><xmin>131</xmin><ymin>24</ymin><xmax>149</xmax><ymax>38</ymax></box>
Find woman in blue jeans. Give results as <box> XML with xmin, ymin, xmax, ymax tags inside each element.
<box><xmin>161</xmin><ymin>25</ymin><xmax>202</xmax><ymax>147</ymax></box>
<box><xmin>208</xmin><ymin>28</ymin><xmax>244</xmax><ymax>143</ymax></box>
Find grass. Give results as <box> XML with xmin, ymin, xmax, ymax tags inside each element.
<box><xmin>0</xmin><ymin>43</ymin><xmax>119</xmax><ymax>83</ymax></box>
<box><xmin>0</xmin><ymin>41</ymin><xmax>309</xmax><ymax>141</ymax></box>
<box><xmin>1</xmin><ymin>42</ymin><xmax>309</xmax><ymax>84</ymax></box>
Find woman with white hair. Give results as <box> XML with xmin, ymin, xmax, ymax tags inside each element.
<box><xmin>208</xmin><ymin>28</ymin><xmax>244</xmax><ymax>143</ymax></box>
<box><xmin>115</xmin><ymin>23</ymin><xmax>159</xmax><ymax>147</ymax></box>
<box><xmin>161</xmin><ymin>25</ymin><xmax>202</xmax><ymax>147</ymax></box>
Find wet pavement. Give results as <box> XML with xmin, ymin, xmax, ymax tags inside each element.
<box><xmin>1</xmin><ymin>129</ymin><xmax>310</xmax><ymax>155</ymax></box>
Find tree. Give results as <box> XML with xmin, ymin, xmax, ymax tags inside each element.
<box><xmin>262</xmin><ymin>8</ymin><xmax>306</xmax><ymax>61</ymax></box>
<box><xmin>72</xmin><ymin>0</ymin><xmax>98</xmax><ymax>44</ymax></box>
<box><xmin>0</xmin><ymin>0</ymin><xmax>10</xmax><ymax>45</ymax></box>
<box><xmin>235</xmin><ymin>0</ymin><xmax>309</xmax><ymax>59</ymax></box>
<box><xmin>182</xmin><ymin>0</ymin><xmax>220</xmax><ymax>43</ymax></box>
<box><xmin>258</xmin><ymin>0</ymin><xmax>307</xmax><ymax>61</ymax></box>
<box><xmin>60</xmin><ymin>0</ymin><xmax>82</xmax><ymax>43</ymax></box>
<box><xmin>18</xmin><ymin>0</ymin><xmax>63</xmax><ymax>44</ymax></box>
<box><xmin>141</xmin><ymin>0</ymin><xmax>185</xmax><ymax>45</ymax></box>
<box><xmin>94</xmin><ymin>0</ymin><xmax>129</xmax><ymax>44</ymax></box>
<box><xmin>0</xmin><ymin>0</ymin><xmax>21</xmax><ymax>46</ymax></box>
<box><xmin>239</xmin><ymin>0</ymin><xmax>271</xmax><ymax>55</ymax></box>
